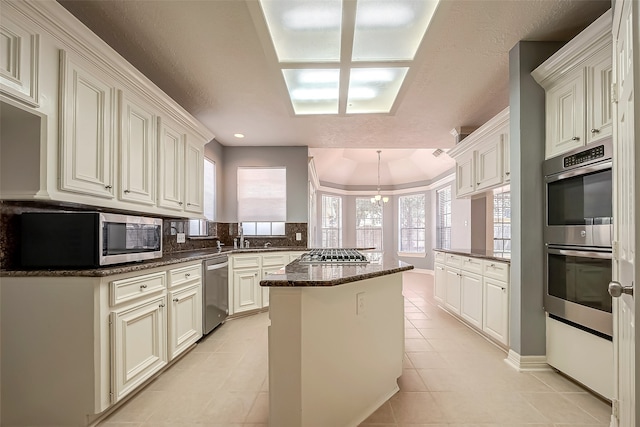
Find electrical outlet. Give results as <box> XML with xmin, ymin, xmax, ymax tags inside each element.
<box><xmin>356</xmin><ymin>292</ymin><xmax>365</xmax><ymax>316</ymax></box>
<box><xmin>296</xmin><ymin>232</ymin><xmax>302</xmax><ymax>241</ymax></box>
<box><xmin>177</xmin><ymin>232</ymin><xmax>186</xmax><ymax>243</ymax></box>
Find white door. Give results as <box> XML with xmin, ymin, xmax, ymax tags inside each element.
<box><xmin>611</xmin><ymin>0</ymin><xmax>637</xmax><ymax>425</ymax></box>
<box><xmin>168</xmin><ymin>284</ymin><xmax>202</xmax><ymax>360</ymax></box>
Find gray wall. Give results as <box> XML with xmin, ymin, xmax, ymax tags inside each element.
<box><xmin>217</xmin><ymin>146</ymin><xmax>309</xmax><ymax>223</ymax></box>
<box><xmin>204</xmin><ymin>139</ymin><xmax>224</xmax><ymax>221</ymax></box>
<box><xmin>508</xmin><ymin>41</ymin><xmax>564</xmax><ymax>357</ymax></box>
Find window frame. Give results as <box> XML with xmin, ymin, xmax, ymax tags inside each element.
<box><xmin>321</xmin><ymin>194</ymin><xmax>342</xmax><ymax>248</ymax></box>
<box><xmin>398</xmin><ymin>193</ymin><xmax>426</xmax><ymax>255</ymax></box>
<box><xmin>355</xmin><ymin>197</ymin><xmax>383</xmax><ymax>257</ymax></box>
<box><xmin>493</xmin><ymin>189</ymin><xmax>511</xmax><ymax>256</ymax></box>
<box><xmin>436</xmin><ymin>186</ymin><xmax>451</xmax><ymax>249</ymax></box>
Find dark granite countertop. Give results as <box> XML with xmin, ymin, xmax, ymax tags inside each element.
<box><xmin>433</xmin><ymin>248</ymin><xmax>511</xmax><ymax>263</ymax></box>
<box><xmin>260</xmin><ymin>257</ymin><xmax>414</xmax><ymax>287</ymax></box>
<box><xmin>0</xmin><ymin>247</ymin><xmax>308</xmax><ymax>277</ymax></box>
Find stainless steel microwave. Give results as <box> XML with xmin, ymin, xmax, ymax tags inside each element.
<box><xmin>543</xmin><ymin>138</ymin><xmax>613</xmax><ymax>248</ymax></box>
<box><xmin>21</xmin><ymin>212</ymin><xmax>163</xmax><ymax>268</ymax></box>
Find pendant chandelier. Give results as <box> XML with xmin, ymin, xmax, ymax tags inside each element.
<box><xmin>371</xmin><ymin>150</ymin><xmax>389</xmax><ymax>205</ymax></box>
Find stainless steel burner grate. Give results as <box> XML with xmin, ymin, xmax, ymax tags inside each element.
<box><xmin>299</xmin><ymin>248</ymin><xmax>369</xmax><ymax>264</ymax></box>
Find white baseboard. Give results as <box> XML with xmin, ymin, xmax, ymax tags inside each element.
<box><xmin>504</xmin><ymin>349</ymin><xmax>552</xmax><ymax>372</ymax></box>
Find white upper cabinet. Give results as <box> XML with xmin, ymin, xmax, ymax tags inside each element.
<box><xmin>158</xmin><ymin>118</ymin><xmax>185</xmax><ymax>211</ymax></box>
<box><xmin>544</xmin><ymin>70</ymin><xmax>586</xmax><ymax>157</ymax></box>
<box><xmin>448</xmin><ymin>107</ymin><xmax>509</xmax><ymax>198</ymax></box>
<box><xmin>184</xmin><ymin>135</ymin><xmax>204</xmax><ymax>214</ymax></box>
<box><xmin>119</xmin><ymin>92</ymin><xmax>157</xmax><ymax>206</ymax></box>
<box><xmin>59</xmin><ymin>50</ymin><xmax>115</xmax><ymax>199</ymax></box>
<box><xmin>532</xmin><ymin>10</ymin><xmax>612</xmax><ymax>159</ymax></box>
<box><xmin>475</xmin><ymin>133</ymin><xmax>503</xmax><ymax>191</ymax></box>
<box><xmin>0</xmin><ymin>17</ymin><xmax>39</xmax><ymax>106</ymax></box>
<box><xmin>0</xmin><ymin>1</ymin><xmax>214</xmax><ymax>217</ymax></box>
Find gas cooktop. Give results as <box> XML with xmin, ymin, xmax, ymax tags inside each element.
<box><xmin>298</xmin><ymin>249</ymin><xmax>369</xmax><ymax>264</ymax></box>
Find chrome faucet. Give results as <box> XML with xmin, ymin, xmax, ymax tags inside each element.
<box><xmin>264</xmin><ymin>242</ymin><xmax>272</xmax><ymax>248</ymax></box>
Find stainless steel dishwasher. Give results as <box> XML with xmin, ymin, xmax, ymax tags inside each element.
<box><xmin>203</xmin><ymin>255</ymin><xmax>229</xmax><ymax>335</ymax></box>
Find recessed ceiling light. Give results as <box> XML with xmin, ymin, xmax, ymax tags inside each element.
<box><xmin>234</xmin><ymin>133</ymin><xmax>245</xmax><ymax>138</ymax></box>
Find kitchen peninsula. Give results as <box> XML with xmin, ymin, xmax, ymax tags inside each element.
<box><xmin>260</xmin><ymin>251</ymin><xmax>413</xmax><ymax>427</ymax></box>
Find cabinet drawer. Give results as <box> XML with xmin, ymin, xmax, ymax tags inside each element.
<box><xmin>460</xmin><ymin>256</ymin><xmax>483</xmax><ymax>274</ymax></box>
<box><xmin>434</xmin><ymin>251</ymin><xmax>446</xmax><ymax>263</ymax></box>
<box><xmin>262</xmin><ymin>253</ymin><xmax>288</xmax><ymax>267</ymax></box>
<box><xmin>168</xmin><ymin>263</ymin><xmax>202</xmax><ymax>288</ymax></box>
<box><xmin>111</xmin><ymin>271</ymin><xmax>166</xmax><ymax>306</ymax></box>
<box><xmin>482</xmin><ymin>260</ymin><xmax>510</xmax><ymax>282</ymax></box>
<box><xmin>444</xmin><ymin>253</ymin><xmax>462</xmax><ymax>268</ymax></box>
<box><xmin>232</xmin><ymin>254</ymin><xmax>261</xmax><ymax>269</ymax></box>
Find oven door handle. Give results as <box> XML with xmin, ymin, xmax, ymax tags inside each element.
<box><xmin>545</xmin><ymin>160</ymin><xmax>612</xmax><ymax>183</ymax></box>
<box><xmin>546</xmin><ymin>246</ymin><xmax>612</xmax><ymax>259</ymax></box>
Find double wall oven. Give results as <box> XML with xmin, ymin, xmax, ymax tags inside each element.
<box><xmin>543</xmin><ymin>138</ymin><xmax>613</xmax><ymax>338</ymax></box>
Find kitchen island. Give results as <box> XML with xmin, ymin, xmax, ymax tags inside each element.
<box><xmin>260</xmin><ymin>253</ymin><xmax>413</xmax><ymax>427</ymax></box>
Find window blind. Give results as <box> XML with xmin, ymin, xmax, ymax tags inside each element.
<box><xmin>237</xmin><ymin>167</ymin><xmax>286</xmax><ymax>221</ymax></box>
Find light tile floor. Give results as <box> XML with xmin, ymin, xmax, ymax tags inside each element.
<box><xmin>99</xmin><ymin>271</ymin><xmax>612</xmax><ymax>427</ymax></box>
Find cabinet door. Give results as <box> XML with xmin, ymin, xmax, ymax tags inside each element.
<box><xmin>233</xmin><ymin>268</ymin><xmax>261</xmax><ymax>313</ymax></box>
<box><xmin>120</xmin><ymin>92</ymin><xmax>156</xmax><ymax>205</ymax></box>
<box><xmin>0</xmin><ymin>18</ymin><xmax>39</xmax><ymax>106</ymax></box>
<box><xmin>545</xmin><ymin>71</ymin><xmax>586</xmax><ymax>159</ymax></box>
<box><xmin>483</xmin><ymin>278</ymin><xmax>509</xmax><ymax>345</ymax></box>
<box><xmin>586</xmin><ymin>48</ymin><xmax>613</xmax><ymax>144</ymax></box>
<box><xmin>158</xmin><ymin>118</ymin><xmax>184</xmax><ymax>211</ymax></box>
<box><xmin>168</xmin><ymin>283</ymin><xmax>202</xmax><ymax>360</ymax></box>
<box><xmin>502</xmin><ymin>131</ymin><xmax>510</xmax><ymax>183</ymax></box>
<box><xmin>59</xmin><ymin>51</ymin><xmax>115</xmax><ymax>199</ymax></box>
<box><xmin>475</xmin><ymin>135</ymin><xmax>503</xmax><ymax>191</ymax></box>
<box><xmin>184</xmin><ymin>136</ymin><xmax>204</xmax><ymax>214</ymax></box>
<box><xmin>455</xmin><ymin>151</ymin><xmax>475</xmax><ymax>197</ymax></box>
<box><xmin>444</xmin><ymin>267</ymin><xmax>461</xmax><ymax>314</ymax></box>
<box><xmin>460</xmin><ymin>271</ymin><xmax>483</xmax><ymax>329</ymax></box>
<box><xmin>433</xmin><ymin>263</ymin><xmax>446</xmax><ymax>304</ymax></box>
<box><xmin>110</xmin><ymin>295</ymin><xmax>167</xmax><ymax>403</ymax></box>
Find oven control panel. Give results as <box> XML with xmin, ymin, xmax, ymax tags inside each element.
<box><xmin>563</xmin><ymin>144</ymin><xmax>605</xmax><ymax>168</ymax></box>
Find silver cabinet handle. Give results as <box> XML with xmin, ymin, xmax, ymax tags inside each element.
<box><xmin>505</xmin><ymin>172</ymin><xmax>510</xmax><ymax>176</ymax></box>
<box><xmin>105</xmin><ymin>185</ymin><xmax>112</xmax><ymax>189</ymax></box>
<box><xmin>159</xmin><ymin>303</ymin><xmax>165</xmax><ymax>308</ymax></box>
<box><xmin>476</xmin><ymin>182</ymin><xmax>480</xmax><ymax>186</ymax></box>
<box><xmin>571</xmin><ymin>136</ymin><xmax>580</xmax><ymax>141</ymax></box>
<box><xmin>173</xmin><ymin>298</ymin><xmax>179</xmax><ymax>302</ymax></box>
<box><xmin>185</xmin><ymin>273</ymin><xmax>191</xmax><ymax>278</ymax></box>
<box><xmin>178</xmin><ymin>201</ymin><xmax>183</xmax><ymax>205</ymax></box>
<box><xmin>124</xmin><ymin>189</ymin><xmax>130</xmax><ymax>194</ymax></box>
<box><xmin>591</xmin><ymin>128</ymin><xmax>600</xmax><ymax>134</ymax></box>
<box><xmin>609</xmin><ymin>281</ymin><xmax>633</xmax><ymax>297</ymax></box>
<box><xmin>140</xmin><ymin>284</ymin><xmax>147</xmax><ymax>289</ymax></box>
<box><xmin>490</xmin><ymin>263</ymin><xmax>496</xmax><ymax>267</ymax></box>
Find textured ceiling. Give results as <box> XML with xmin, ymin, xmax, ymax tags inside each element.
<box><xmin>58</xmin><ymin>0</ymin><xmax>610</xmax><ymax>187</ymax></box>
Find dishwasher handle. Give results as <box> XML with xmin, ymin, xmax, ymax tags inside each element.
<box><xmin>206</xmin><ymin>261</ymin><xmax>229</xmax><ymax>271</ymax></box>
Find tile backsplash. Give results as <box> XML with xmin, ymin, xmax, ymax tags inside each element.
<box><xmin>0</xmin><ymin>200</ymin><xmax>307</xmax><ymax>270</ymax></box>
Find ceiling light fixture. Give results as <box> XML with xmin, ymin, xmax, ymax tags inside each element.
<box><xmin>371</xmin><ymin>150</ymin><xmax>389</xmax><ymax>205</ymax></box>
<box><xmin>234</xmin><ymin>133</ymin><xmax>245</xmax><ymax>138</ymax></box>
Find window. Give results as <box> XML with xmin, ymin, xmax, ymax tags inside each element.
<box><xmin>321</xmin><ymin>194</ymin><xmax>342</xmax><ymax>247</ymax></box>
<box><xmin>436</xmin><ymin>186</ymin><xmax>451</xmax><ymax>249</ymax></box>
<box><xmin>399</xmin><ymin>194</ymin><xmax>425</xmax><ymax>253</ymax></box>
<box><xmin>204</xmin><ymin>158</ymin><xmax>215</xmax><ymax>221</ymax></box>
<box><xmin>237</xmin><ymin>167</ymin><xmax>286</xmax><ymax>236</ymax></box>
<box><xmin>356</xmin><ymin>198</ymin><xmax>383</xmax><ymax>257</ymax></box>
<box><xmin>493</xmin><ymin>189</ymin><xmax>511</xmax><ymax>255</ymax></box>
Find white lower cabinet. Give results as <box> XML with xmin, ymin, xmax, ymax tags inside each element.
<box><xmin>483</xmin><ymin>277</ymin><xmax>509</xmax><ymax>344</ymax></box>
<box><xmin>444</xmin><ymin>266</ymin><xmax>461</xmax><ymax>314</ymax></box>
<box><xmin>233</xmin><ymin>267</ymin><xmax>262</xmax><ymax>313</ymax></box>
<box><xmin>168</xmin><ymin>283</ymin><xmax>202</xmax><ymax>360</ymax></box>
<box><xmin>434</xmin><ymin>251</ymin><xmax>510</xmax><ymax>346</ymax></box>
<box><xmin>110</xmin><ymin>294</ymin><xmax>168</xmax><ymax>403</ymax></box>
<box><xmin>433</xmin><ymin>263</ymin><xmax>446</xmax><ymax>304</ymax></box>
<box><xmin>229</xmin><ymin>251</ymin><xmax>303</xmax><ymax>315</ymax></box>
<box><xmin>460</xmin><ymin>271</ymin><xmax>483</xmax><ymax>329</ymax></box>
